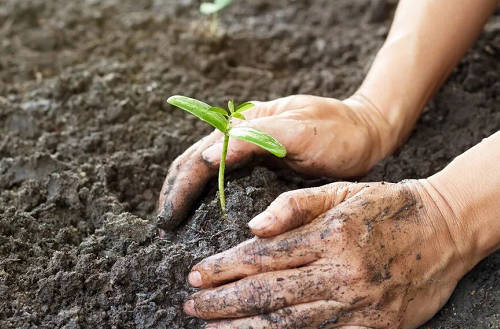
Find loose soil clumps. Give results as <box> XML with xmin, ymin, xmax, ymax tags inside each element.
<box><xmin>1</xmin><ymin>0</ymin><xmax>499</xmax><ymax>328</ymax></box>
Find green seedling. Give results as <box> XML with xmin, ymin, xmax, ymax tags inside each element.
<box><xmin>167</xmin><ymin>95</ymin><xmax>286</xmax><ymax>216</ymax></box>
<box><xmin>199</xmin><ymin>0</ymin><xmax>234</xmax><ymax>35</ymax></box>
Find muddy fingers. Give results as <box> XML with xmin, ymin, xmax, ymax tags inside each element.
<box><xmin>186</xmin><ymin>180</ymin><xmax>472</xmax><ymax>328</ymax></box>
<box><xmin>157</xmin><ymin>132</ymin><xmax>223</xmax><ymax>230</ymax></box>
<box><xmin>184</xmin><ymin>265</ymin><xmax>364</xmax><ymax>319</ymax></box>
<box><xmin>188</xmin><ymin>224</ymin><xmax>332</xmax><ymax>287</ymax></box>
<box><xmin>203</xmin><ymin>300</ymin><xmax>374</xmax><ymax>329</ymax></box>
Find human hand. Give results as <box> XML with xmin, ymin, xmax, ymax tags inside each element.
<box><xmin>157</xmin><ymin>95</ymin><xmax>396</xmax><ymax>230</ymax></box>
<box><xmin>182</xmin><ymin>180</ymin><xmax>473</xmax><ymax>329</ymax></box>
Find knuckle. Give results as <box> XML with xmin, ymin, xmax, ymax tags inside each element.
<box><xmin>238</xmin><ymin>277</ymin><xmax>273</xmax><ymax>312</ymax></box>
<box><xmin>277</xmin><ymin>191</ymin><xmax>301</xmax><ymax>208</ymax></box>
<box><xmin>280</xmin><ymin>113</ymin><xmax>309</xmax><ymax>133</ymax></box>
<box><xmin>337</xmin><ymin>259</ymin><xmax>371</xmax><ymax>284</ymax></box>
<box><xmin>295</xmin><ymin>121</ymin><xmax>309</xmax><ymax>137</ymax></box>
<box><xmin>238</xmin><ymin>239</ymin><xmax>265</xmax><ymax>268</ymax></box>
<box><xmin>272</xmin><ymin>307</ymin><xmax>301</xmax><ymax>328</ymax></box>
<box><xmin>169</xmin><ymin>155</ymin><xmax>184</xmax><ymax>172</ymax></box>
<box><xmin>191</xmin><ymin>294</ymin><xmax>211</xmax><ymax>317</ymax></box>
<box><xmin>286</xmin><ymin>94</ymin><xmax>314</xmax><ymax>108</ymax></box>
<box><xmin>326</xmin><ymin>181</ymin><xmax>350</xmax><ymax>193</ymax></box>
<box><xmin>275</xmin><ymin>95</ymin><xmax>299</xmax><ymax>110</ymax></box>
<box><xmin>353</xmin><ymin>265</ymin><xmax>372</xmax><ymax>282</ymax></box>
<box><xmin>277</xmin><ymin>192</ymin><xmax>304</xmax><ymax>219</ymax></box>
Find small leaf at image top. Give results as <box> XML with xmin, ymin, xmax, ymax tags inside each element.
<box><xmin>200</xmin><ymin>0</ymin><xmax>233</xmax><ymax>15</ymax></box>
<box><xmin>167</xmin><ymin>95</ymin><xmax>228</xmax><ymax>132</ymax></box>
<box><xmin>229</xmin><ymin>126</ymin><xmax>287</xmax><ymax>158</ymax></box>
<box><xmin>215</xmin><ymin>0</ymin><xmax>233</xmax><ymax>6</ymax></box>
<box><xmin>235</xmin><ymin>102</ymin><xmax>255</xmax><ymax>113</ymax></box>
<box><xmin>200</xmin><ymin>3</ymin><xmax>218</xmax><ymax>15</ymax></box>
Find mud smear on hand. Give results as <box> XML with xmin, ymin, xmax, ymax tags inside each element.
<box><xmin>0</xmin><ymin>0</ymin><xmax>499</xmax><ymax>328</ymax></box>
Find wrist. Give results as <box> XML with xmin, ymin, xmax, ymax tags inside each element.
<box><xmin>426</xmin><ymin>133</ymin><xmax>500</xmax><ymax>269</ymax></box>
<box><xmin>417</xmin><ymin>177</ymin><xmax>477</xmax><ymax>274</ymax></box>
<box><xmin>343</xmin><ymin>95</ymin><xmax>402</xmax><ymax>167</ymax></box>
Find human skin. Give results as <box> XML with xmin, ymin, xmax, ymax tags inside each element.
<box><xmin>183</xmin><ymin>131</ymin><xmax>500</xmax><ymax>328</ymax></box>
<box><xmin>157</xmin><ymin>0</ymin><xmax>499</xmax><ymax>231</ymax></box>
<box><xmin>158</xmin><ymin>0</ymin><xmax>500</xmax><ymax>327</ymax></box>
<box><xmin>157</xmin><ymin>95</ymin><xmax>395</xmax><ymax>230</ymax></box>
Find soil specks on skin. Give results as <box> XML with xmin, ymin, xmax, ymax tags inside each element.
<box><xmin>157</xmin><ymin>200</ymin><xmax>175</xmax><ymax>230</ymax></box>
<box><xmin>392</xmin><ymin>200</ymin><xmax>417</xmax><ymax>221</ymax></box>
<box><xmin>318</xmin><ymin>315</ymin><xmax>339</xmax><ymax>328</ymax></box>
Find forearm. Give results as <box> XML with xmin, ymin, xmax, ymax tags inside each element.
<box><xmin>354</xmin><ymin>0</ymin><xmax>499</xmax><ymax>156</ymax></box>
<box><xmin>426</xmin><ymin>131</ymin><xmax>500</xmax><ymax>270</ymax></box>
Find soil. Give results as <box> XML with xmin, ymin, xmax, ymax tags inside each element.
<box><xmin>0</xmin><ymin>0</ymin><xmax>499</xmax><ymax>328</ymax></box>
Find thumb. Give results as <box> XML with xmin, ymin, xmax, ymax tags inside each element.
<box><xmin>201</xmin><ymin>116</ymin><xmax>294</xmax><ymax>167</ymax></box>
<box><xmin>249</xmin><ymin>182</ymin><xmax>365</xmax><ymax>238</ymax></box>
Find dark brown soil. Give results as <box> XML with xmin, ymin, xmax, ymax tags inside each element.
<box><xmin>0</xmin><ymin>0</ymin><xmax>499</xmax><ymax>328</ymax></box>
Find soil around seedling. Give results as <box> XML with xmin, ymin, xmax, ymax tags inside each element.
<box><xmin>1</xmin><ymin>0</ymin><xmax>499</xmax><ymax>328</ymax></box>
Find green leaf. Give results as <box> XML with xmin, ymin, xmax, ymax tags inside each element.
<box><xmin>228</xmin><ymin>126</ymin><xmax>286</xmax><ymax>158</ymax></box>
<box><xmin>228</xmin><ymin>100</ymin><xmax>234</xmax><ymax>113</ymax></box>
<box><xmin>199</xmin><ymin>3</ymin><xmax>219</xmax><ymax>15</ymax></box>
<box><xmin>235</xmin><ymin>102</ymin><xmax>255</xmax><ymax>113</ymax></box>
<box><xmin>167</xmin><ymin>95</ymin><xmax>228</xmax><ymax>132</ymax></box>
<box><xmin>200</xmin><ymin>0</ymin><xmax>232</xmax><ymax>15</ymax></box>
<box><xmin>215</xmin><ymin>0</ymin><xmax>233</xmax><ymax>7</ymax></box>
<box><xmin>232</xmin><ymin>112</ymin><xmax>246</xmax><ymax>120</ymax></box>
<box><xmin>210</xmin><ymin>107</ymin><xmax>229</xmax><ymax>116</ymax></box>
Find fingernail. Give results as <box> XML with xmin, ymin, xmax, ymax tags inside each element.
<box><xmin>188</xmin><ymin>271</ymin><xmax>203</xmax><ymax>287</ymax></box>
<box><xmin>202</xmin><ymin>144</ymin><xmax>223</xmax><ymax>164</ymax></box>
<box><xmin>156</xmin><ymin>202</ymin><xmax>175</xmax><ymax>230</ymax></box>
<box><xmin>183</xmin><ymin>299</ymin><xmax>197</xmax><ymax>316</ymax></box>
<box><xmin>158</xmin><ymin>229</ymin><xmax>166</xmax><ymax>238</ymax></box>
<box><xmin>248</xmin><ymin>211</ymin><xmax>275</xmax><ymax>231</ymax></box>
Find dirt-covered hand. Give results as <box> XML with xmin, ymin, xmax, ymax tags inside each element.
<box><xmin>157</xmin><ymin>95</ymin><xmax>396</xmax><ymax>230</ymax></box>
<box><xmin>183</xmin><ymin>180</ymin><xmax>473</xmax><ymax>329</ymax></box>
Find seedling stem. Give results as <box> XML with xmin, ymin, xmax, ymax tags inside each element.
<box><xmin>167</xmin><ymin>96</ymin><xmax>286</xmax><ymax>217</ymax></box>
<box><xmin>210</xmin><ymin>12</ymin><xmax>218</xmax><ymax>35</ymax></box>
<box><xmin>219</xmin><ymin>133</ymin><xmax>229</xmax><ymax>213</ymax></box>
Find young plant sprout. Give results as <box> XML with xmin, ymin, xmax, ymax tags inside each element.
<box><xmin>199</xmin><ymin>0</ymin><xmax>234</xmax><ymax>34</ymax></box>
<box><xmin>167</xmin><ymin>95</ymin><xmax>286</xmax><ymax>215</ymax></box>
